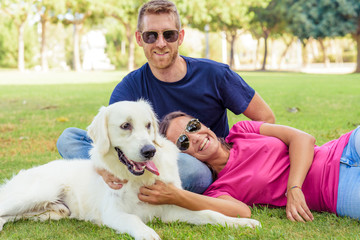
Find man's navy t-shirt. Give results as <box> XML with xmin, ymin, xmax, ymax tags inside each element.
<box><xmin>109</xmin><ymin>56</ymin><xmax>255</xmax><ymax>138</ymax></box>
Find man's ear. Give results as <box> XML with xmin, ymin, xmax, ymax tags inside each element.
<box><xmin>135</xmin><ymin>31</ymin><xmax>143</xmax><ymax>47</ymax></box>
<box><xmin>178</xmin><ymin>29</ymin><xmax>185</xmax><ymax>46</ymax></box>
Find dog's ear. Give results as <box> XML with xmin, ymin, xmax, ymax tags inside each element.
<box><xmin>140</xmin><ymin>99</ymin><xmax>162</xmax><ymax>147</ymax></box>
<box><xmin>87</xmin><ymin>106</ymin><xmax>110</xmax><ymax>155</ymax></box>
<box><xmin>148</xmin><ymin>104</ymin><xmax>163</xmax><ymax>147</ymax></box>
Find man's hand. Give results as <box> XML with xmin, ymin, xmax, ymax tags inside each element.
<box><xmin>286</xmin><ymin>187</ymin><xmax>314</xmax><ymax>222</ymax></box>
<box><xmin>96</xmin><ymin>168</ymin><xmax>128</xmax><ymax>190</ymax></box>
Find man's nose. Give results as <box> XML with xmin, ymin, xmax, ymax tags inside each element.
<box><xmin>155</xmin><ymin>33</ymin><xmax>167</xmax><ymax>47</ymax></box>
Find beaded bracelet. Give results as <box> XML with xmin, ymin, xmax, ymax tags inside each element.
<box><xmin>285</xmin><ymin>185</ymin><xmax>302</xmax><ymax>197</ymax></box>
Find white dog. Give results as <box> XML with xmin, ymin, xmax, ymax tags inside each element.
<box><xmin>0</xmin><ymin>100</ymin><xmax>260</xmax><ymax>240</ymax></box>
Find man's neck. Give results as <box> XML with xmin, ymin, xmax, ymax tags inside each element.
<box><xmin>150</xmin><ymin>56</ymin><xmax>187</xmax><ymax>83</ymax></box>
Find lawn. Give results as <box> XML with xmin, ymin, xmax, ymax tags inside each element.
<box><xmin>0</xmin><ymin>71</ymin><xmax>359</xmax><ymax>239</ymax></box>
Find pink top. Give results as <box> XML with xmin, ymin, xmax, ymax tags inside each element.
<box><xmin>203</xmin><ymin>121</ymin><xmax>352</xmax><ymax>213</ymax></box>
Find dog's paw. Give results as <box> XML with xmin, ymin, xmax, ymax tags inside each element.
<box><xmin>0</xmin><ymin>217</ymin><xmax>5</xmax><ymax>231</ymax></box>
<box><xmin>133</xmin><ymin>226</ymin><xmax>161</xmax><ymax>240</ymax></box>
<box><xmin>234</xmin><ymin>218</ymin><xmax>261</xmax><ymax>228</ymax></box>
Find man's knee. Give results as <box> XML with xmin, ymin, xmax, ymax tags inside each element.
<box><xmin>56</xmin><ymin>127</ymin><xmax>91</xmax><ymax>159</ymax></box>
<box><xmin>57</xmin><ymin>128</ymin><xmax>77</xmax><ymax>152</ymax></box>
<box><xmin>177</xmin><ymin>153</ymin><xmax>213</xmax><ymax>194</ymax></box>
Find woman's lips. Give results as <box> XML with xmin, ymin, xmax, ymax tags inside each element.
<box><xmin>200</xmin><ymin>137</ymin><xmax>209</xmax><ymax>151</ymax></box>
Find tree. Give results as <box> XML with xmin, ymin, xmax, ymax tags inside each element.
<box><xmin>98</xmin><ymin>0</ymin><xmax>147</xmax><ymax>71</ymax></box>
<box><xmin>1</xmin><ymin>0</ymin><xmax>35</xmax><ymax>71</ymax></box>
<box><xmin>34</xmin><ymin>0</ymin><xmax>66</xmax><ymax>71</ymax></box>
<box><xmin>179</xmin><ymin>0</ymin><xmax>263</xmax><ymax>69</ymax></box>
<box><xmin>0</xmin><ymin>15</ymin><xmax>18</xmax><ymax>68</ymax></box>
<box><xmin>284</xmin><ymin>0</ymin><xmax>360</xmax><ymax>72</ymax></box>
<box><xmin>61</xmin><ymin>0</ymin><xmax>99</xmax><ymax>71</ymax></box>
<box><xmin>208</xmin><ymin>0</ymin><xmax>256</xmax><ymax>69</ymax></box>
<box><xmin>249</xmin><ymin>0</ymin><xmax>284</xmax><ymax>70</ymax></box>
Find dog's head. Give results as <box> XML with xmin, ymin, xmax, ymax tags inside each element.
<box><xmin>87</xmin><ymin>100</ymin><xmax>161</xmax><ymax>176</ymax></box>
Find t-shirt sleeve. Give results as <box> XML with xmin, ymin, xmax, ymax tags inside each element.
<box><xmin>219</xmin><ymin>67</ymin><xmax>255</xmax><ymax>114</ymax></box>
<box><xmin>109</xmin><ymin>76</ymin><xmax>137</xmax><ymax>105</ymax></box>
<box><xmin>230</xmin><ymin>121</ymin><xmax>263</xmax><ymax>134</ymax></box>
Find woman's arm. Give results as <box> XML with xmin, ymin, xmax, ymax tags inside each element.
<box><xmin>138</xmin><ymin>180</ymin><xmax>251</xmax><ymax>218</ymax></box>
<box><xmin>259</xmin><ymin>123</ymin><xmax>316</xmax><ymax>222</ymax></box>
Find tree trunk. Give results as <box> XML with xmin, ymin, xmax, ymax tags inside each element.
<box><xmin>301</xmin><ymin>41</ymin><xmax>309</xmax><ymax>68</ymax></box>
<box><xmin>73</xmin><ymin>23</ymin><xmax>82</xmax><ymax>71</ymax></box>
<box><xmin>18</xmin><ymin>22</ymin><xmax>25</xmax><ymax>72</ymax></box>
<box><xmin>229</xmin><ymin>34</ymin><xmax>236</xmax><ymax>69</ymax></box>
<box><xmin>254</xmin><ymin>39</ymin><xmax>260</xmax><ymax>69</ymax></box>
<box><xmin>318</xmin><ymin>38</ymin><xmax>330</xmax><ymax>68</ymax></box>
<box><xmin>261</xmin><ymin>29</ymin><xmax>269</xmax><ymax>71</ymax></box>
<box><xmin>41</xmin><ymin>19</ymin><xmax>48</xmax><ymax>71</ymax></box>
<box><xmin>278</xmin><ymin>36</ymin><xmax>294</xmax><ymax>68</ymax></box>
<box><xmin>126</xmin><ymin>24</ymin><xmax>135</xmax><ymax>71</ymax></box>
<box><xmin>354</xmin><ymin>33</ymin><xmax>360</xmax><ymax>73</ymax></box>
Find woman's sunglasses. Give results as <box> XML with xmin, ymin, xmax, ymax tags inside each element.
<box><xmin>141</xmin><ymin>30</ymin><xmax>179</xmax><ymax>44</ymax></box>
<box><xmin>176</xmin><ymin>119</ymin><xmax>201</xmax><ymax>151</ymax></box>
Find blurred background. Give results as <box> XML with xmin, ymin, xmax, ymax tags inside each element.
<box><xmin>0</xmin><ymin>0</ymin><xmax>359</xmax><ymax>74</ymax></box>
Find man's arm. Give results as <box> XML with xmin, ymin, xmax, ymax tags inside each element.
<box><xmin>242</xmin><ymin>92</ymin><xmax>275</xmax><ymax>123</ymax></box>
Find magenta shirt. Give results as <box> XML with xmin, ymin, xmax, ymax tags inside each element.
<box><xmin>203</xmin><ymin>121</ymin><xmax>352</xmax><ymax>213</ymax></box>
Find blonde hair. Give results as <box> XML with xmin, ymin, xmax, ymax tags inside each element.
<box><xmin>137</xmin><ymin>0</ymin><xmax>181</xmax><ymax>31</ymax></box>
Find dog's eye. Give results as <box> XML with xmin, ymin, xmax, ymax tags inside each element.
<box><xmin>120</xmin><ymin>122</ymin><xmax>132</xmax><ymax>130</ymax></box>
<box><xmin>146</xmin><ymin>123</ymin><xmax>151</xmax><ymax>130</ymax></box>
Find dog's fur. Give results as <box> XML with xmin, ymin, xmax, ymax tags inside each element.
<box><xmin>0</xmin><ymin>100</ymin><xmax>260</xmax><ymax>240</ymax></box>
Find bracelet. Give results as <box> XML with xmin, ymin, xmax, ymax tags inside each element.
<box><xmin>285</xmin><ymin>185</ymin><xmax>302</xmax><ymax>197</ymax></box>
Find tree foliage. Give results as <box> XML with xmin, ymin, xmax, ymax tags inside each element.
<box><xmin>283</xmin><ymin>0</ymin><xmax>360</xmax><ymax>71</ymax></box>
<box><xmin>0</xmin><ymin>0</ymin><xmax>358</xmax><ymax>72</ymax></box>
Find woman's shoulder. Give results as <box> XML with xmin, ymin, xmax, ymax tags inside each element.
<box><xmin>229</xmin><ymin>121</ymin><xmax>264</xmax><ymax>135</ymax></box>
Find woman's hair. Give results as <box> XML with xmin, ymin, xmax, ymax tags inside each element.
<box><xmin>159</xmin><ymin>111</ymin><xmax>191</xmax><ymax>136</ymax></box>
<box><xmin>137</xmin><ymin>0</ymin><xmax>181</xmax><ymax>32</ymax></box>
<box><xmin>159</xmin><ymin>111</ymin><xmax>233</xmax><ymax>180</ymax></box>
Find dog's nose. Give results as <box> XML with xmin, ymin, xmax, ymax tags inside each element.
<box><xmin>141</xmin><ymin>145</ymin><xmax>156</xmax><ymax>159</ymax></box>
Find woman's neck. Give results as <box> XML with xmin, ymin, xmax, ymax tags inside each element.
<box><xmin>207</xmin><ymin>145</ymin><xmax>230</xmax><ymax>174</ymax></box>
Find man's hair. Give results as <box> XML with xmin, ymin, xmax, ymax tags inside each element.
<box><xmin>137</xmin><ymin>0</ymin><xmax>181</xmax><ymax>32</ymax></box>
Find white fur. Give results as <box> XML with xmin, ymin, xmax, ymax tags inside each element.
<box><xmin>0</xmin><ymin>100</ymin><xmax>260</xmax><ymax>240</ymax></box>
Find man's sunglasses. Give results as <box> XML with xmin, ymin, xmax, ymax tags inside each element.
<box><xmin>176</xmin><ymin>119</ymin><xmax>201</xmax><ymax>151</ymax></box>
<box><xmin>141</xmin><ymin>30</ymin><xmax>179</xmax><ymax>44</ymax></box>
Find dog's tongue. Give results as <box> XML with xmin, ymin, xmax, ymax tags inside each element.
<box><xmin>133</xmin><ymin>160</ymin><xmax>159</xmax><ymax>176</ymax></box>
<box><xmin>145</xmin><ymin>160</ymin><xmax>159</xmax><ymax>176</ymax></box>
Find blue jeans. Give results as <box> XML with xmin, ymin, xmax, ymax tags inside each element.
<box><xmin>57</xmin><ymin>127</ymin><xmax>213</xmax><ymax>194</ymax></box>
<box><xmin>336</xmin><ymin>127</ymin><xmax>360</xmax><ymax>218</ymax></box>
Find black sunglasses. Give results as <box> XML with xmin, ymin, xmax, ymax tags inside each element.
<box><xmin>176</xmin><ymin>119</ymin><xmax>201</xmax><ymax>151</ymax></box>
<box><xmin>141</xmin><ymin>30</ymin><xmax>179</xmax><ymax>44</ymax></box>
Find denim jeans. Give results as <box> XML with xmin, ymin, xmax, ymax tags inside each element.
<box><xmin>336</xmin><ymin>127</ymin><xmax>360</xmax><ymax>218</ymax></box>
<box><xmin>56</xmin><ymin>127</ymin><xmax>213</xmax><ymax>194</ymax></box>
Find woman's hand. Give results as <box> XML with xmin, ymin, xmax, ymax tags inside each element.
<box><xmin>138</xmin><ymin>180</ymin><xmax>177</xmax><ymax>205</ymax></box>
<box><xmin>96</xmin><ymin>168</ymin><xmax>128</xmax><ymax>190</ymax></box>
<box><xmin>286</xmin><ymin>187</ymin><xmax>314</xmax><ymax>222</ymax></box>
<box><xmin>138</xmin><ymin>180</ymin><xmax>251</xmax><ymax>218</ymax></box>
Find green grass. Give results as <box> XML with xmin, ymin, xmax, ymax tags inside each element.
<box><xmin>0</xmin><ymin>71</ymin><xmax>360</xmax><ymax>239</ymax></box>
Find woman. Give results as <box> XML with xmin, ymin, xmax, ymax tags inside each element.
<box><xmin>138</xmin><ymin>111</ymin><xmax>359</xmax><ymax>222</ymax></box>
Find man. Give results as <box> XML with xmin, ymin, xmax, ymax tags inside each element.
<box><xmin>57</xmin><ymin>0</ymin><xmax>275</xmax><ymax>193</ymax></box>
